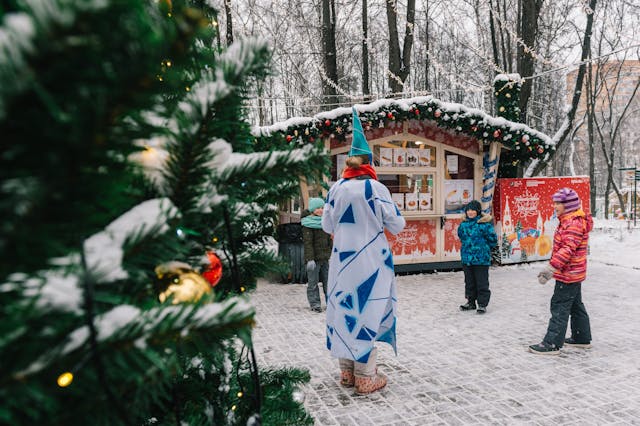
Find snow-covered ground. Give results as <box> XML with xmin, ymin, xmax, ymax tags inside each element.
<box><xmin>589</xmin><ymin>219</ymin><xmax>640</xmax><ymax>270</ymax></box>
<box><xmin>252</xmin><ymin>220</ymin><xmax>640</xmax><ymax>425</ymax></box>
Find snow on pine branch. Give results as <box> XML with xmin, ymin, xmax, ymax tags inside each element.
<box><xmin>0</xmin><ymin>13</ymin><xmax>35</xmax><ymax>117</ymax></box>
<box><xmin>1</xmin><ymin>263</ymin><xmax>84</xmax><ymax>313</ymax></box>
<box><xmin>83</xmin><ymin>198</ymin><xmax>178</xmax><ymax>282</ymax></box>
<box><xmin>2</xmin><ymin>198</ymin><xmax>179</xmax><ymax>315</ymax></box>
<box><xmin>18</xmin><ymin>296</ymin><xmax>254</xmax><ymax>377</ymax></box>
<box><xmin>207</xmin><ymin>139</ymin><xmax>323</xmax><ymax>181</ymax></box>
<box><xmin>0</xmin><ymin>0</ymin><xmax>109</xmax><ymax>118</ymax></box>
<box><xmin>193</xmin><ymin>139</ymin><xmax>322</xmax><ymax>211</ymax></box>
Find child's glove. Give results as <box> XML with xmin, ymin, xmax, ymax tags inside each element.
<box><xmin>537</xmin><ymin>267</ymin><xmax>555</xmax><ymax>285</ymax></box>
<box><xmin>306</xmin><ymin>260</ymin><xmax>316</xmax><ymax>271</ymax></box>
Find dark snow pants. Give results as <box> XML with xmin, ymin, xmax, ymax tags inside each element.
<box><xmin>463</xmin><ymin>265</ymin><xmax>490</xmax><ymax>307</ymax></box>
<box><xmin>543</xmin><ymin>281</ymin><xmax>591</xmax><ymax>347</ymax></box>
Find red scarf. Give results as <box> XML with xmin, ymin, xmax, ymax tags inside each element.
<box><xmin>342</xmin><ymin>164</ymin><xmax>378</xmax><ymax>181</ymax></box>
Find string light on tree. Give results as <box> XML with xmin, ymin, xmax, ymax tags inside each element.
<box><xmin>57</xmin><ymin>372</ymin><xmax>74</xmax><ymax>387</ymax></box>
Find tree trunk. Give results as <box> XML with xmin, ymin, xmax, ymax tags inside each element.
<box><xmin>322</xmin><ymin>0</ymin><xmax>339</xmax><ymax>107</ymax></box>
<box><xmin>517</xmin><ymin>0</ymin><xmax>544</xmax><ymax>123</ymax></box>
<box><xmin>488</xmin><ymin>0</ymin><xmax>500</xmax><ymax>76</ymax></box>
<box><xmin>502</xmin><ymin>0</ymin><xmax>513</xmax><ymax>73</ymax></box>
<box><xmin>425</xmin><ymin>0</ymin><xmax>430</xmax><ymax>91</ymax></box>
<box><xmin>495</xmin><ymin>0</ymin><xmax>509</xmax><ymax>72</ymax></box>
<box><xmin>586</xmin><ymin>54</ymin><xmax>596</xmax><ymax>215</ymax></box>
<box><xmin>604</xmin><ymin>171</ymin><xmax>611</xmax><ymax>220</ymax></box>
<box><xmin>529</xmin><ymin>0</ymin><xmax>597</xmax><ymax>177</ymax></box>
<box><xmin>386</xmin><ymin>0</ymin><xmax>416</xmax><ymax>95</ymax></box>
<box><xmin>362</xmin><ymin>0</ymin><xmax>370</xmax><ymax>98</ymax></box>
<box><xmin>224</xmin><ymin>0</ymin><xmax>234</xmax><ymax>46</ymax></box>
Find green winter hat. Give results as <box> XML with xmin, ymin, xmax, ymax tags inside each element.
<box><xmin>308</xmin><ymin>197</ymin><xmax>325</xmax><ymax>211</ymax></box>
<box><xmin>349</xmin><ymin>107</ymin><xmax>372</xmax><ymax>162</ymax></box>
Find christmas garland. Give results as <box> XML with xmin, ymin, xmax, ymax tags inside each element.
<box><xmin>256</xmin><ymin>96</ymin><xmax>555</xmax><ymax>164</ymax></box>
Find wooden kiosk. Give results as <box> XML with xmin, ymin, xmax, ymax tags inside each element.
<box><xmin>261</xmin><ymin>93</ymin><xmax>554</xmax><ymax>272</ymax></box>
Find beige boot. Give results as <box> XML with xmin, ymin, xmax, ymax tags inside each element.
<box><xmin>338</xmin><ymin>358</ymin><xmax>355</xmax><ymax>387</ymax></box>
<box><xmin>354</xmin><ymin>348</ymin><xmax>387</xmax><ymax>395</ymax></box>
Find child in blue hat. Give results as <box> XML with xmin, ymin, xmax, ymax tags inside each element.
<box><xmin>457</xmin><ymin>200</ymin><xmax>498</xmax><ymax>314</ymax></box>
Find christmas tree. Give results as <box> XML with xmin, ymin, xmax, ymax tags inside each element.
<box><xmin>0</xmin><ymin>1</ymin><xmax>327</xmax><ymax>424</ymax></box>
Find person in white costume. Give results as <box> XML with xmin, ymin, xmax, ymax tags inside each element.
<box><xmin>321</xmin><ymin>108</ymin><xmax>406</xmax><ymax>395</ymax></box>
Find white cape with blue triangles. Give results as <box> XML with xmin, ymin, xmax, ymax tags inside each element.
<box><xmin>322</xmin><ymin>177</ymin><xmax>406</xmax><ymax>363</ymax></box>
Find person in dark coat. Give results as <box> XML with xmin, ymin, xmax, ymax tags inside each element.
<box><xmin>301</xmin><ymin>197</ymin><xmax>332</xmax><ymax>312</ymax></box>
<box><xmin>457</xmin><ymin>200</ymin><xmax>498</xmax><ymax>314</ymax></box>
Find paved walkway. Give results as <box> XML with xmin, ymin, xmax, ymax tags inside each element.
<box><xmin>251</xmin><ymin>262</ymin><xmax>640</xmax><ymax>425</ymax></box>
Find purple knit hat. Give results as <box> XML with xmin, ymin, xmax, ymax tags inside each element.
<box><xmin>552</xmin><ymin>188</ymin><xmax>580</xmax><ymax>213</ymax></box>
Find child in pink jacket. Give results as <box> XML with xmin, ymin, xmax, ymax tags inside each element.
<box><xmin>529</xmin><ymin>188</ymin><xmax>593</xmax><ymax>355</ymax></box>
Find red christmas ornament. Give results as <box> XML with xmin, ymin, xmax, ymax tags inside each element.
<box><xmin>537</xmin><ymin>146</ymin><xmax>544</xmax><ymax>154</ymax></box>
<box><xmin>324</xmin><ymin>119</ymin><xmax>331</xmax><ymax>127</ymax></box>
<box><xmin>202</xmin><ymin>251</ymin><xmax>223</xmax><ymax>287</ymax></box>
<box><xmin>434</xmin><ymin>110</ymin><xmax>442</xmax><ymax>118</ymax></box>
<box><xmin>414</xmin><ymin>109</ymin><xmax>420</xmax><ymax>115</ymax></box>
<box><xmin>387</xmin><ymin>112</ymin><xmax>394</xmax><ymax>119</ymax></box>
<box><xmin>493</xmin><ymin>129</ymin><xmax>501</xmax><ymax>138</ymax></box>
<box><xmin>286</xmin><ymin>135</ymin><xmax>293</xmax><ymax>142</ymax></box>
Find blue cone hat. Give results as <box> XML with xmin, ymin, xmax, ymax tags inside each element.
<box><xmin>349</xmin><ymin>107</ymin><xmax>373</xmax><ymax>162</ymax></box>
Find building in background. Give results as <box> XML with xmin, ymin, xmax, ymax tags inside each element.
<box><xmin>563</xmin><ymin>60</ymin><xmax>640</xmax><ymax>216</ymax></box>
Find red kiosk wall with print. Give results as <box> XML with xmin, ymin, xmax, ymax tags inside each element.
<box><xmin>493</xmin><ymin>177</ymin><xmax>590</xmax><ymax>265</ymax></box>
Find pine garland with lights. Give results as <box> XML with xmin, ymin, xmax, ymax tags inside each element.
<box><xmin>256</xmin><ymin>95</ymin><xmax>554</xmax><ymax>166</ymax></box>
<box><xmin>0</xmin><ymin>1</ymin><xmax>323</xmax><ymax>424</ymax></box>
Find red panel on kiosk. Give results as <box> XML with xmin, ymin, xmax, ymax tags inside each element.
<box><xmin>493</xmin><ymin>176</ymin><xmax>590</xmax><ymax>264</ymax></box>
<box><xmin>385</xmin><ymin>219</ymin><xmax>437</xmax><ymax>261</ymax></box>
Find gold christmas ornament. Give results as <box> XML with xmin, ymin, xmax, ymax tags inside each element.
<box><xmin>155</xmin><ymin>262</ymin><xmax>212</xmax><ymax>304</ymax></box>
<box><xmin>499</xmin><ymin>106</ymin><xmax>506</xmax><ymax>112</ymax></box>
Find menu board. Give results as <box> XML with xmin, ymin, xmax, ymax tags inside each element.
<box><xmin>444</xmin><ymin>179</ymin><xmax>474</xmax><ymax>213</ymax></box>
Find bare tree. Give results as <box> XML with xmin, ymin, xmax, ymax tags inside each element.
<box><xmin>529</xmin><ymin>0</ymin><xmax>597</xmax><ymax>176</ymax></box>
<box><xmin>594</xmin><ymin>59</ymin><xmax>640</xmax><ymax>218</ymax></box>
<box><xmin>586</xmin><ymin>52</ymin><xmax>597</xmax><ymax>212</ymax></box>
<box><xmin>224</xmin><ymin>0</ymin><xmax>234</xmax><ymax>46</ymax></box>
<box><xmin>362</xmin><ymin>0</ymin><xmax>370</xmax><ymax>98</ymax></box>
<box><xmin>517</xmin><ymin>0</ymin><xmax>544</xmax><ymax>122</ymax></box>
<box><xmin>322</xmin><ymin>0</ymin><xmax>339</xmax><ymax>106</ymax></box>
<box><xmin>488</xmin><ymin>0</ymin><xmax>501</xmax><ymax>74</ymax></box>
<box><xmin>424</xmin><ymin>0</ymin><xmax>431</xmax><ymax>92</ymax></box>
<box><xmin>386</xmin><ymin>0</ymin><xmax>416</xmax><ymax>95</ymax></box>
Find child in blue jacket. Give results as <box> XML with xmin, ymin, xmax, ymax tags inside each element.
<box><xmin>457</xmin><ymin>200</ymin><xmax>498</xmax><ymax>314</ymax></box>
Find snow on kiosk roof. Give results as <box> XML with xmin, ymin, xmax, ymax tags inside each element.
<box><xmin>255</xmin><ymin>95</ymin><xmax>555</xmax><ymax>163</ymax></box>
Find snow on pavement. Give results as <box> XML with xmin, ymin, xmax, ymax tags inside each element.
<box><xmin>251</xmin><ymin>225</ymin><xmax>640</xmax><ymax>425</ymax></box>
